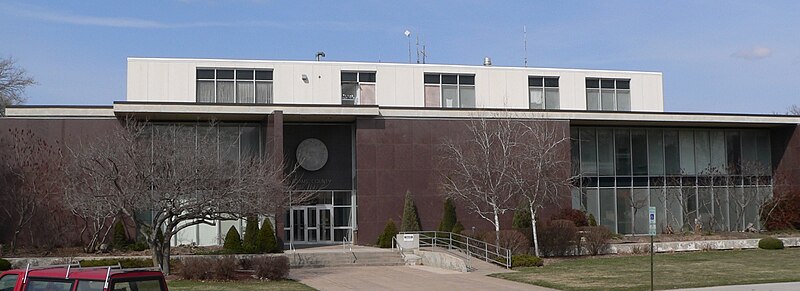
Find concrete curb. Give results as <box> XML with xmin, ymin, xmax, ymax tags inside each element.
<box><xmin>608</xmin><ymin>237</ymin><xmax>800</xmax><ymax>254</ymax></box>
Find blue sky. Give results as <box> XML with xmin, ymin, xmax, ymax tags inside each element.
<box><xmin>1</xmin><ymin>0</ymin><xmax>798</xmax><ymax>113</ymax></box>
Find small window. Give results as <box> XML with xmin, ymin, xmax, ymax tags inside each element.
<box><xmin>196</xmin><ymin>69</ymin><xmax>273</xmax><ymax>104</ymax></box>
<box><xmin>25</xmin><ymin>278</ymin><xmax>74</xmax><ymax>291</ymax></box>
<box><xmin>236</xmin><ymin>70</ymin><xmax>254</xmax><ymax>80</ymax></box>
<box><xmin>216</xmin><ymin>70</ymin><xmax>234</xmax><ymax>79</ymax></box>
<box><xmin>110</xmin><ymin>279</ymin><xmax>164</xmax><ymax>291</ymax></box>
<box><xmin>585</xmin><ymin>78</ymin><xmax>630</xmax><ymax>111</ymax></box>
<box><xmin>341</xmin><ymin>71</ymin><xmax>376</xmax><ymax>105</ymax></box>
<box><xmin>424</xmin><ymin>73</ymin><xmax>476</xmax><ymax>108</ymax></box>
<box><xmin>196</xmin><ymin>69</ymin><xmax>215</xmax><ymax>79</ymax></box>
<box><xmin>255</xmin><ymin>70</ymin><xmax>273</xmax><ymax>80</ymax></box>
<box><xmin>76</xmin><ymin>280</ymin><xmax>105</xmax><ymax>291</ymax></box>
<box><xmin>424</xmin><ymin>74</ymin><xmax>440</xmax><ymax>84</ymax></box>
<box><xmin>529</xmin><ymin>76</ymin><xmax>560</xmax><ymax>110</ymax></box>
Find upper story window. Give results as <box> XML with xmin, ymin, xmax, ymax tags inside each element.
<box><xmin>341</xmin><ymin>71</ymin><xmax>376</xmax><ymax>105</ymax></box>
<box><xmin>196</xmin><ymin>68</ymin><xmax>273</xmax><ymax>104</ymax></box>
<box><xmin>424</xmin><ymin>73</ymin><xmax>475</xmax><ymax>108</ymax></box>
<box><xmin>529</xmin><ymin>76</ymin><xmax>559</xmax><ymax>110</ymax></box>
<box><xmin>586</xmin><ymin>78</ymin><xmax>630</xmax><ymax>111</ymax></box>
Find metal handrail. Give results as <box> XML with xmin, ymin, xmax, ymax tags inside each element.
<box><xmin>401</xmin><ymin>231</ymin><xmax>512</xmax><ymax>269</ymax></box>
<box><xmin>391</xmin><ymin>236</ymin><xmax>407</xmax><ymax>260</ymax></box>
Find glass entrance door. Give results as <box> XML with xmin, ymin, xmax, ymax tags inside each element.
<box><xmin>318</xmin><ymin>207</ymin><xmax>333</xmax><ymax>242</ymax></box>
<box><xmin>292</xmin><ymin>209</ymin><xmax>305</xmax><ymax>242</ymax></box>
<box><xmin>306</xmin><ymin>207</ymin><xmax>317</xmax><ymax>242</ymax></box>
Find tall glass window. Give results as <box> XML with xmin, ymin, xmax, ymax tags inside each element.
<box><xmin>573</xmin><ymin>126</ymin><xmax>773</xmax><ymax>234</ymax></box>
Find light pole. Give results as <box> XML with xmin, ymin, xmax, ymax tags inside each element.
<box><xmin>404</xmin><ymin>30</ymin><xmax>412</xmax><ymax>64</ymax></box>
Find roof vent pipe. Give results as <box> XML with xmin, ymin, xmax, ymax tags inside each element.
<box><xmin>483</xmin><ymin>57</ymin><xmax>492</xmax><ymax>66</ymax></box>
<box><xmin>315</xmin><ymin>51</ymin><xmax>326</xmax><ymax>61</ymax></box>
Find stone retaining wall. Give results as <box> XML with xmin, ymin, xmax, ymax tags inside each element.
<box><xmin>609</xmin><ymin>237</ymin><xmax>800</xmax><ymax>254</ymax></box>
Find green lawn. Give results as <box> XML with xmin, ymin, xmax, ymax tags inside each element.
<box><xmin>168</xmin><ymin>279</ymin><xmax>315</xmax><ymax>291</ymax></box>
<box><xmin>492</xmin><ymin>248</ymin><xmax>800</xmax><ymax>291</ymax></box>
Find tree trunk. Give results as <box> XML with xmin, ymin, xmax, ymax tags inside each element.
<box><xmin>160</xmin><ymin>241</ymin><xmax>172</xmax><ymax>275</ymax></box>
<box><xmin>493</xmin><ymin>209</ymin><xmax>501</xmax><ymax>252</ymax></box>
<box><xmin>530</xmin><ymin>203</ymin><xmax>540</xmax><ymax>257</ymax></box>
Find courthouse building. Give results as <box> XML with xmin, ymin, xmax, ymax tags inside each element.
<box><xmin>3</xmin><ymin>57</ymin><xmax>799</xmax><ymax>246</ymax></box>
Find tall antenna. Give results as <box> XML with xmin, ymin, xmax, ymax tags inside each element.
<box><xmin>404</xmin><ymin>30</ymin><xmax>412</xmax><ymax>63</ymax></box>
<box><xmin>416</xmin><ymin>36</ymin><xmax>420</xmax><ymax>64</ymax></box>
<box><xmin>523</xmin><ymin>25</ymin><xmax>528</xmax><ymax>67</ymax></box>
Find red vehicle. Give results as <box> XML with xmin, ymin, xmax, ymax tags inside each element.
<box><xmin>0</xmin><ymin>263</ymin><xmax>168</xmax><ymax>291</ymax></box>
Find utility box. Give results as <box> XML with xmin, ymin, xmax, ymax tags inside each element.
<box><xmin>396</xmin><ymin>233</ymin><xmax>419</xmax><ymax>250</ymax></box>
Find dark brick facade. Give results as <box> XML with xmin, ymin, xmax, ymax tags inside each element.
<box><xmin>353</xmin><ymin>117</ymin><xmax>572</xmax><ymax>244</ymax></box>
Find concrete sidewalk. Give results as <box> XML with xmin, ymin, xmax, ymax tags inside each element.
<box><xmin>290</xmin><ymin>265</ymin><xmax>554</xmax><ymax>291</ymax></box>
<box><xmin>673</xmin><ymin>282</ymin><xmax>800</xmax><ymax>291</ymax></box>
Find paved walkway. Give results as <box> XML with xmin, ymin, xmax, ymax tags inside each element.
<box><xmin>673</xmin><ymin>282</ymin><xmax>800</xmax><ymax>291</ymax></box>
<box><xmin>290</xmin><ymin>265</ymin><xmax>554</xmax><ymax>291</ymax></box>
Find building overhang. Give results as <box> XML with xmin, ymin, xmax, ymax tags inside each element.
<box><xmin>5</xmin><ymin>103</ymin><xmax>799</xmax><ymax>128</ymax></box>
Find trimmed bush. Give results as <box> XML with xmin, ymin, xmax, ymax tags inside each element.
<box><xmin>552</xmin><ymin>209</ymin><xmax>589</xmax><ymax>227</ymax></box>
<box><xmin>582</xmin><ymin>226</ymin><xmax>612</xmax><ymax>256</ymax></box>
<box><xmin>512</xmin><ymin>205</ymin><xmax>532</xmax><ymax>229</ymax></box>
<box><xmin>537</xmin><ymin>219</ymin><xmax>579</xmax><ymax>257</ymax></box>
<box><xmin>223</xmin><ymin>226</ymin><xmax>243</xmax><ymax>253</ymax></box>
<box><xmin>511</xmin><ymin>254</ymin><xmax>543</xmax><ymax>268</ymax></box>
<box><xmin>128</xmin><ymin>241</ymin><xmax>148</xmax><ymax>252</ymax></box>
<box><xmin>112</xmin><ymin>220</ymin><xmax>129</xmax><ymax>250</ymax></box>
<box><xmin>0</xmin><ymin>258</ymin><xmax>11</xmax><ymax>271</ymax></box>
<box><xmin>253</xmin><ymin>256</ymin><xmax>290</xmax><ymax>280</ymax></box>
<box><xmin>438</xmin><ymin>198</ymin><xmax>458</xmax><ymax>232</ymax></box>
<box><xmin>401</xmin><ymin>191</ymin><xmax>421</xmax><ymax>231</ymax></box>
<box><xmin>377</xmin><ymin>219</ymin><xmax>398</xmax><ymax>248</ymax></box>
<box><xmin>180</xmin><ymin>256</ymin><xmax>237</xmax><ymax>280</ymax></box>
<box><xmin>242</xmin><ymin>216</ymin><xmax>260</xmax><ymax>253</ymax></box>
<box><xmin>758</xmin><ymin>237</ymin><xmax>785</xmax><ymax>250</ymax></box>
<box><xmin>258</xmin><ymin>218</ymin><xmax>280</xmax><ymax>253</ymax></box>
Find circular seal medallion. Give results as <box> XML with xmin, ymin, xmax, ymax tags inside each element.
<box><xmin>296</xmin><ymin>138</ymin><xmax>328</xmax><ymax>171</ymax></box>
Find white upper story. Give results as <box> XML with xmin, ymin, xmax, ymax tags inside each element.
<box><xmin>127</xmin><ymin>57</ymin><xmax>664</xmax><ymax>112</ymax></box>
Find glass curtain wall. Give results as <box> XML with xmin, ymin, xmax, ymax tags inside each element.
<box><xmin>151</xmin><ymin>123</ymin><xmax>264</xmax><ymax>246</ymax></box>
<box><xmin>572</xmin><ymin>127</ymin><xmax>773</xmax><ymax>235</ymax></box>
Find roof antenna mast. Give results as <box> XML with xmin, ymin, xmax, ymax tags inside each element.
<box><xmin>523</xmin><ymin>25</ymin><xmax>528</xmax><ymax>67</ymax></box>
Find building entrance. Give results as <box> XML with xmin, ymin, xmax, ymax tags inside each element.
<box><xmin>284</xmin><ymin>190</ymin><xmax>356</xmax><ymax>245</ymax></box>
<box><xmin>291</xmin><ymin>206</ymin><xmax>333</xmax><ymax>243</ymax></box>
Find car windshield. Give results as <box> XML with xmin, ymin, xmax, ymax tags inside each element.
<box><xmin>24</xmin><ymin>278</ymin><xmax>73</xmax><ymax>291</ymax></box>
<box><xmin>0</xmin><ymin>275</ymin><xmax>19</xmax><ymax>291</ymax></box>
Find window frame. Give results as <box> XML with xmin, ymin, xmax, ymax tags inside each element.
<box><xmin>423</xmin><ymin>73</ymin><xmax>476</xmax><ymax>108</ymax></box>
<box><xmin>528</xmin><ymin>76</ymin><xmax>560</xmax><ymax>110</ymax></box>
<box><xmin>340</xmin><ymin>71</ymin><xmax>376</xmax><ymax>105</ymax></box>
<box><xmin>585</xmin><ymin>78</ymin><xmax>631</xmax><ymax>111</ymax></box>
<box><xmin>196</xmin><ymin>68</ymin><xmax>273</xmax><ymax>104</ymax></box>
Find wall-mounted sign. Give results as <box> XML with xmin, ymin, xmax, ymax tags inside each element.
<box><xmin>296</xmin><ymin>138</ymin><xmax>328</xmax><ymax>171</ymax></box>
<box><xmin>403</xmin><ymin>234</ymin><xmax>414</xmax><ymax>242</ymax></box>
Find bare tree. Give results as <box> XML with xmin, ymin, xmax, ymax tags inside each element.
<box><xmin>0</xmin><ymin>57</ymin><xmax>36</xmax><ymax>115</ymax></box>
<box><xmin>513</xmin><ymin>120</ymin><xmax>573</xmax><ymax>257</ymax></box>
<box><xmin>0</xmin><ymin>128</ymin><xmax>63</xmax><ymax>253</ymax></box>
<box><xmin>787</xmin><ymin>104</ymin><xmax>800</xmax><ymax>115</ymax></box>
<box><xmin>439</xmin><ymin>116</ymin><xmax>572</xmax><ymax>253</ymax></box>
<box><xmin>67</xmin><ymin>120</ymin><xmax>298</xmax><ymax>274</ymax></box>
<box><xmin>440</xmin><ymin>117</ymin><xmax>521</xmax><ymax>247</ymax></box>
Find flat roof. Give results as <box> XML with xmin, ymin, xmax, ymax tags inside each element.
<box><xmin>4</xmin><ymin>103</ymin><xmax>799</xmax><ymax>127</ymax></box>
<box><xmin>127</xmin><ymin>57</ymin><xmax>663</xmax><ymax>75</ymax></box>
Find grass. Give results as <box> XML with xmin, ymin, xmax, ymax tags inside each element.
<box><xmin>492</xmin><ymin>248</ymin><xmax>800</xmax><ymax>291</ymax></box>
<box><xmin>168</xmin><ymin>279</ymin><xmax>315</xmax><ymax>291</ymax></box>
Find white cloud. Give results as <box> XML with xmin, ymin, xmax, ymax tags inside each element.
<box><xmin>731</xmin><ymin>46</ymin><xmax>772</xmax><ymax>60</ymax></box>
<box><xmin>0</xmin><ymin>3</ymin><xmax>285</xmax><ymax>29</ymax></box>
